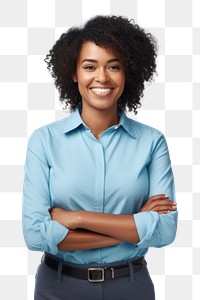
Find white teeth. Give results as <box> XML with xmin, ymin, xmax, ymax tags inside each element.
<box><xmin>91</xmin><ymin>88</ymin><xmax>112</xmax><ymax>93</ymax></box>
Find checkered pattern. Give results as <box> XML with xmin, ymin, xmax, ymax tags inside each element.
<box><xmin>0</xmin><ymin>0</ymin><xmax>199</xmax><ymax>299</ymax></box>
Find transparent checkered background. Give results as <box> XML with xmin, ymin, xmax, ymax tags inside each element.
<box><xmin>0</xmin><ymin>0</ymin><xmax>199</xmax><ymax>299</ymax></box>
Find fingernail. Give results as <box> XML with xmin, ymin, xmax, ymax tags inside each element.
<box><xmin>172</xmin><ymin>206</ymin><xmax>176</xmax><ymax>209</ymax></box>
<box><xmin>165</xmin><ymin>194</ymin><xmax>168</xmax><ymax>198</ymax></box>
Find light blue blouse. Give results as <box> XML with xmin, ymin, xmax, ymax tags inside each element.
<box><xmin>22</xmin><ymin>109</ymin><xmax>177</xmax><ymax>264</ymax></box>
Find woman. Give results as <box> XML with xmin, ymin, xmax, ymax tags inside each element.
<box><xmin>22</xmin><ymin>15</ymin><xmax>177</xmax><ymax>300</ymax></box>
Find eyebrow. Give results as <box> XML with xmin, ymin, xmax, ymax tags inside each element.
<box><xmin>81</xmin><ymin>58</ymin><xmax>120</xmax><ymax>64</ymax></box>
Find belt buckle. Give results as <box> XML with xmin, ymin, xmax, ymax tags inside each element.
<box><xmin>88</xmin><ymin>268</ymin><xmax>104</xmax><ymax>282</ymax></box>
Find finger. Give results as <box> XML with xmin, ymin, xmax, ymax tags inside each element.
<box><xmin>145</xmin><ymin>200</ymin><xmax>176</xmax><ymax>211</ymax></box>
<box><xmin>152</xmin><ymin>205</ymin><xmax>177</xmax><ymax>212</ymax></box>
<box><xmin>157</xmin><ymin>211</ymin><xmax>169</xmax><ymax>214</ymax></box>
<box><xmin>157</xmin><ymin>210</ymin><xmax>175</xmax><ymax>215</ymax></box>
<box><xmin>139</xmin><ymin>199</ymin><xmax>177</xmax><ymax>213</ymax></box>
<box><xmin>147</xmin><ymin>196</ymin><xmax>172</xmax><ymax>205</ymax></box>
<box><xmin>141</xmin><ymin>202</ymin><xmax>176</xmax><ymax>213</ymax></box>
<box><xmin>149</xmin><ymin>194</ymin><xmax>169</xmax><ymax>200</ymax></box>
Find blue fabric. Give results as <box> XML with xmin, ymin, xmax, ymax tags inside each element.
<box><xmin>22</xmin><ymin>108</ymin><xmax>177</xmax><ymax>264</ymax></box>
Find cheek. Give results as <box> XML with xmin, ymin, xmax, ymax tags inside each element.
<box><xmin>115</xmin><ymin>73</ymin><xmax>125</xmax><ymax>88</ymax></box>
<box><xmin>118</xmin><ymin>78</ymin><xmax>125</xmax><ymax>93</ymax></box>
<box><xmin>77</xmin><ymin>76</ymin><xmax>91</xmax><ymax>90</ymax></box>
<box><xmin>77</xmin><ymin>71</ymin><xmax>93</xmax><ymax>82</ymax></box>
<box><xmin>121</xmin><ymin>74</ymin><xmax>126</xmax><ymax>86</ymax></box>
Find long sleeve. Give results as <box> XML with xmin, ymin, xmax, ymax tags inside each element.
<box><xmin>22</xmin><ymin>129</ymin><xmax>68</xmax><ymax>255</ymax></box>
<box><xmin>22</xmin><ymin>110</ymin><xmax>178</xmax><ymax>264</ymax></box>
<box><xmin>134</xmin><ymin>131</ymin><xmax>178</xmax><ymax>248</ymax></box>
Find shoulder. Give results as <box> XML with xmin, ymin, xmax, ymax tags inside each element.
<box><xmin>30</xmin><ymin>113</ymin><xmax>71</xmax><ymax>136</ymax></box>
<box><xmin>36</xmin><ymin>116</ymin><xmax>69</xmax><ymax>133</ymax></box>
<box><xmin>133</xmin><ymin>119</ymin><xmax>161</xmax><ymax>134</ymax></box>
<box><xmin>28</xmin><ymin>116</ymin><xmax>69</xmax><ymax>147</ymax></box>
<box><xmin>125</xmin><ymin>117</ymin><xmax>170</xmax><ymax>159</ymax></box>
<box><xmin>124</xmin><ymin>114</ymin><xmax>164</xmax><ymax>141</ymax></box>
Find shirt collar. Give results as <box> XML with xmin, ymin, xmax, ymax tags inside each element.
<box><xmin>62</xmin><ymin>108</ymin><xmax>137</xmax><ymax>139</ymax></box>
<box><xmin>62</xmin><ymin>109</ymin><xmax>86</xmax><ymax>133</ymax></box>
<box><xmin>119</xmin><ymin>113</ymin><xmax>137</xmax><ymax>139</ymax></box>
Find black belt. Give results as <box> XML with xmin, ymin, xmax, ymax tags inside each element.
<box><xmin>44</xmin><ymin>254</ymin><xmax>144</xmax><ymax>282</ymax></box>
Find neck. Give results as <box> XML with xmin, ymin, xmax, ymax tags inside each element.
<box><xmin>81</xmin><ymin>106</ymin><xmax>119</xmax><ymax>140</ymax></box>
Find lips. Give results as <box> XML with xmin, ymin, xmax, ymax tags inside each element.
<box><xmin>90</xmin><ymin>87</ymin><xmax>114</xmax><ymax>96</ymax></box>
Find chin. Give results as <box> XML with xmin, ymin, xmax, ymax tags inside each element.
<box><xmin>89</xmin><ymin>99</ymin><xmax>118</xmax><ymax>110</ymax></box>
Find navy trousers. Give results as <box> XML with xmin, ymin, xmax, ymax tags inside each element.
<box><xmin>34</xmin><ymin>259</ymin><xmax>155</xmax><ymax>300</ymax></box>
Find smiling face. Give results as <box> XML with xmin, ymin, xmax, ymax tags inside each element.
<box><xmin>73</xmin><ymin>41</ymin><xmax>125</xmax><ymax>114</ymax></box>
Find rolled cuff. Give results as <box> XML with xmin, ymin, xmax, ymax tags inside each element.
<box><xmin>40</xmin><ymin>220</ymin><xmax>69</xmax><ymax>255</ymax></box>
<box><xmin>134</xmin><ymin>212</ymin><xmax>159</xmax><ymax>248</ymax></box>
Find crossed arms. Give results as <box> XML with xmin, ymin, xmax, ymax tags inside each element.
<box><xmin>51</xmin><ymin>194</ymin><xmax>177</xmax><ymax>251</ymax></box>
<box><xmin>23</xmin><ymin>129</ymin><xmax>178</xmax><ymax>254</ymax></box>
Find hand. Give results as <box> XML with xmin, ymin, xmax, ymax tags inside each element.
<box><xmin>139</xmin><ymin>194</ymin><xmax>177</xmax><ymax>214</ymax></box>
<box><xmin>50</xmin><ymin>208</ymin><xmax>79</xmax><ymax>229</ymax></box>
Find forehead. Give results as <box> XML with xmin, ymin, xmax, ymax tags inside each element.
<box><xmin>77</xmin><ymin>41</ymin><xmax>119</xmax><ymax>61</ymax></box>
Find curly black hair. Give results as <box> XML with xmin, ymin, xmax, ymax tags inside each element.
<box><xmin>45</xmin><ymin>15</ymin><xmax>157</xmax><ymax>113</ymax></box>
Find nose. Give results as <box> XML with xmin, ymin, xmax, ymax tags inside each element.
<box><xmin>95</xmin><ymin>68</ymin><xmax>109</xmax><ymax>83</ymax></box>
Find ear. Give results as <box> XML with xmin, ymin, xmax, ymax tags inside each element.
<box><xmin>72</xmin><ymin>74</ymin><xmax>78</xmax><ymax>83</ymax></box>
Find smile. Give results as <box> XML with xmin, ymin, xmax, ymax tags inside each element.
<box><xmin>90</xmin><ymin>88</ymin><xmax>113</xmax><ymax>96</ymax></box>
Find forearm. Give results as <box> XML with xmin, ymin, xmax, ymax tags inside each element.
<box><xmin>51</xmin><ymin>194</ymin><xmax>176</xmax><ymax>246</ymax></box>
<box><xmin>77</xmin><ymin>211</ymin><xmax>140</xmax><ymax>244</ymax></box>
<box><xmin>58</xmin><ymin>229</ymin><xmax>121</xmax><ymax>251</ymax></box>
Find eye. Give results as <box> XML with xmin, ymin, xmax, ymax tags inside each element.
<box><xmin>83</xmin><ymin>65</ymin><xmax>95</xmax><ymax>70</ymax></box>
<box><xmin>109</xmin><ymin>64</ymin><xmax>121</xmax><ymax>71</ymax></box>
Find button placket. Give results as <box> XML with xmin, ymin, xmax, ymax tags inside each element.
<box><xmin>94</xmin><ymin>141</ymin><xmax>105</xmax><ymax>213</ymax></box>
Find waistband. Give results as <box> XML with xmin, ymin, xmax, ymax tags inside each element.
<box><xmin>43</xmin><ymin>253</ymin><xmax>145</xmax><ymax>282</ymax></box>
